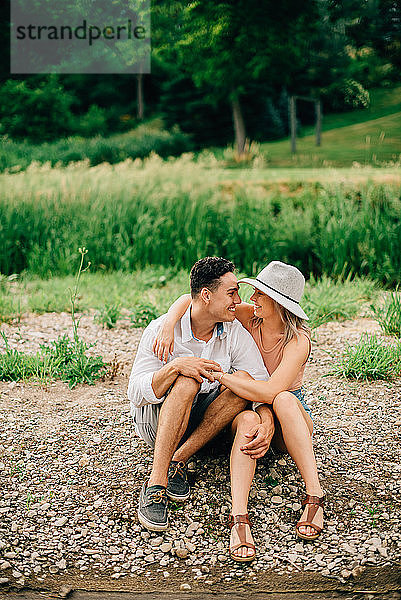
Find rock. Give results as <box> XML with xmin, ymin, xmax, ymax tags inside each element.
<box><xmin>59</xmin><ymin>585</ymin><xmax>72</xmax><ymax>598</ymax></box>
<box><xmin>12</xmin><ymin>570</ymin><xmax>23</xmax><ymax>578</ymax></box>
<box><xmin>341</xmin><ymin>569</ymin><xmax>352</xmax><ymax>579</ymax></box>
<box><xmin>160</xmin><ymin>542</ymin><xmax>172</xmax><ymax>553</ymax></box>
<box><xmin>3</xmin><ymin>552</ymin><xmax>16</xmax><ymax>559</ymax></box>
<box><xmin>0</xmin><ymin>562</ymin><xmax>11</xmax><ymax>571</ymax></box>
<box><xmin>109</xmin><ymin>546</ymin><xmax>120</xmax><ymax>555</ymax></box>
<box><xmin>0</xmin><ymin>578</ymin><xmax>9</xmax><ymax>585</ymax></box>
<box><xmin>93</xmin><ymin>499</ymin><xmax>103</xmax><ymax>508</ymax></box>
<box><xmin>185</xmin><ymin>541</ymin><xmax>196</xmax><ymax>553</ymax></box>
<box><xmin>163</xmin><ymin>571</ymin><xmax>170</xmax><ymax>578</ymax></box>
<box><xmin>57</xmin><ymin>559</ymin><xmax>67</xmax><ymax>569</ymax></box>
<box><xmin>149</xmin><ymin>536</ymin><xmax>163</xmax><ymax>547</ymax></box>
<box><xmin>180</xmin><ymin>583</ymin><xmax>191</xmax><ymax>591</ymax></box>
<box><xmin>54</xmin><ymin>516</ymin><xmax>68</xmax><ymax>527</ymax></box>
<box><xmin>185</xmin><ymin>523</ymin><xmax>199</xmax><ymax>537</ymax></box>
<box><xmin>176</xmin><ymin>548</ymin><xmax>189</xmax><ymax>559</ymax></box>
<box><xmin>271</xmin><ymin>496</ymin><xmax>283</xmax><ymax>505</ymax></box>
<box><xmin>292</xmin><ymin>502</ymin><xmax>302</xmax><ymax>511</ymax></box>
<box><xmin>352</xmin><ymin>566</ymin><xmax>366</xmax><ymax>577</ymax></box>
<box><xmin>79</xmin><ymin>454</ymin><xmax>90</xmax><ymax>467</ymax></box>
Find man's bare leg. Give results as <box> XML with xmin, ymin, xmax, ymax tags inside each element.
<box><xmin>172</xmin><ymin>370</ymin><xmax>251</xmax><ymax>463</ymax></box>
<box><xmin>148</xmin><ymin>375</ymin><xmax>199</xmax><ymax>488</ymax></box>
<box><xmin>172</xmin><ymin>389</ymin><xmax>247</xmax><ymax>463</ymax></box>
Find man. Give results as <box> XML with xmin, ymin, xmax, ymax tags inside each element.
<box><xmin>128</xmin><ymin>257</ymin><xmax>269</xmax><ymax>531</ymax></box>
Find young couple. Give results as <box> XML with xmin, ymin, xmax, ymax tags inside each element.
<box><xmin>128</xmin><ymin>257</ymin><xmax>324</xmax><ymax>563</ymax></box>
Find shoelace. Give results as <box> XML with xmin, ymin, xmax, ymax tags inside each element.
<box><xmin>148</xmin><ymin>489</ymin><xmax>167</xmax><ymax>504</ymax></box>
<box><xmin>170</xmin><ymin>461</ymin><xmax>187</xmax><ymax>481</ymax></box>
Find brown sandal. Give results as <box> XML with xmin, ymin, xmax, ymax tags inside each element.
<box><xmin>229</xmin><ymin>514</ymin><xmax>256</xmax><ymax>562</ymax></box>
<box><xmin>296</xmin><ymin>495</ymin><xmax>325</xmax><ymax>541</ymax></box>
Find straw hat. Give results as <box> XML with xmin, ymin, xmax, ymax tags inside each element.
<box><xmin>239</xmin><ymin>261</ymin><xmax>309</xmax><ymax>320</ymax></box>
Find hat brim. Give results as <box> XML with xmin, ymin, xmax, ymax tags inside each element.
<box><xmin>238</xmin><ymin>277</ymin><xmax>309</xmax><ymax>320</ymax></box>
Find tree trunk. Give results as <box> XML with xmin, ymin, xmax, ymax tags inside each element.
<box><xmin>231</xmin><ymin>95</ymin><xmax>246</xmax><ymax>156</ymax></box>
<box><xmin>315</xmin><ymin>99</ymin><xmax>322</xmax><ymax>147</ymax></box>
<box><xmin>136</xmin><ymin>73</ymin><xmax>144</xmax><ymax>120</ymax></box>
<box><xmin>289</xmin><ymin>95</ymin><xmax>296</xmax><ymax>154</ymax></box>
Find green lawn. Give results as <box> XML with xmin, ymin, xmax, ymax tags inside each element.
<box><xmin>261</xmin><ymin>87</ymin><xmax>401</xmax><ymax>167</ymax></box>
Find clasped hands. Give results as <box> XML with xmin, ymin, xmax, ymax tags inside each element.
<box><xmin>170</xmin><ymin>358</ymin><xmax>273</xmax><ymax>459</ymax></box>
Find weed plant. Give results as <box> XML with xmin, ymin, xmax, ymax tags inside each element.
<box><xmin>330</xmin><ymin>333</ymin><xmax>401</xmax><ymax>380</ymax></box>
<box><xmin>130</xmin><ymin>303</ymin><xmax>160</xmax><ymax>328</ymax></box>
<box><xmin>1</xmin><ymin>161</ymin><xmax>400</xmax><ymax>285</ymax></box>
<box><xmin>371</xmin><ymin>289</ymin><xmax>401</xmax><ymax>337</ymax></box>
<box><xmin>94</xmin><ymin>303</ymin><xmax>121</xmax><ymax>329</ymax></box>
<box><xmin>0</xmin><ymin>248</ymin><xmax>107</xmax><ymax>387</ymax></box>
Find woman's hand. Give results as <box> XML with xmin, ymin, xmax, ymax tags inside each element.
<box><xmin>152</xmin><ymin>325</ymin><xmax>175</xmax><ymax>363</ymax></box>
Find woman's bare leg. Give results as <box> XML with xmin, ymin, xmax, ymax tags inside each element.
<box><xmin>272</xmin><ymin>391</ymin><xmax>323</xmax><ymax>537</ymax></box>
<box><xmin>230</xmin><ymin>410</ymin><xmax>261</xmax><ymax>559</ymax></box>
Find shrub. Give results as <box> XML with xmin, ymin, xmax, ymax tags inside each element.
<box><xmin>94</xmin><ymin>303</ymin><xmax>121</xmax><ymax>329</ymax></box>
<box><xmin>330</xmin><ymin>333</ymin><xmax>401</xmax><ymax>381</ymax></box>
<box><xmin>0</xmin><ymin>77</ymin><xmax>75</xmax><ymax>142</ymax></box>
<box><xmin>0</xmin><ymin>123</ymin><xmax>192</xmax><ymax>171</ymax></box>
<box><xmin>130</xmin><ymin>303</ymin><xmax>160</xmax><ymax>328</ymax></box>
<box><xmin>371</xmin><ymin>289</ymin><xmax>401</xmax><ymax>337</ymax></box>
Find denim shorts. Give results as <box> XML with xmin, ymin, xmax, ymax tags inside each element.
<box><xmin>290</xmin><ymin>387</ymin><xmax>313</xmax><ymax>421</ymax></box>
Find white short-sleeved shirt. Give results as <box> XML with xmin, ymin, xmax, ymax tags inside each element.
<box><xmin>128</xmin><ymin>306</ymin><xmax>269</xmax><ymax>417</ymax></box>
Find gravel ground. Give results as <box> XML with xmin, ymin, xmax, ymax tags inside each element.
<box><xmin>0</xmin><ymin>313</ymin><xmax>400</xmax><ymax>595</ymax></box>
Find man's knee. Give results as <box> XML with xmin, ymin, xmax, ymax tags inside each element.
<box><xmin>169</xmin><ymin>375</ymin><xmax>200</xmax><ymax>401</ymax></box>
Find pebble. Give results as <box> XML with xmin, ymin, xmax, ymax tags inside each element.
<box><xmin>180</xmin><ymin>583</ymin><xmax>191</xmax><ymax>591</ymax></box>
<box><xmin>271</xmin><ymin>496</ymin><xmax>283</xmax><ymax>505</ymax></box>
<box><xmin>54</xmin><ymin>516</ymin><xmax>68</xmax><ymax>527</ymax></box>
<box><xmin>176</xmin><ymin>548</ymin><xmax>189</xmax><ymax>559</ymax></box>
<box><xmin>160</xmin><ymin>542</ymin><xmax>172</xmax><ymax>553</ymax></box>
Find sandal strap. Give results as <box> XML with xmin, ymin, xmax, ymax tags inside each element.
<box><xmin>230</xmin><ymin>541</ymin><xmax>255</xmax><ymax>553</ymax></box>
<box><xmin>296</xmin><ymin>521</ymin><xmax>323</xmax><ymax>534</ymax></box>
<box><xmin>229</xmin><ymin>514</ymin><xmax>252</xmax><ymax>529</ymax></box>
<box><xmin>302</xmin><ymin>494</ymin><xmax>325</xmax><ymax>507</ymax></box>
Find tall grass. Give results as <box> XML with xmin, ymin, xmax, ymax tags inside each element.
<box><xmin>1</xmin><ymin>159</ymin><xmax>400</xmax><ymax>285</ymax></box>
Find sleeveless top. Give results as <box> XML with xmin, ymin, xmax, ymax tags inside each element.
<box><xmin>244</xmin><ymin>322</ymin><xmax>311</xmax><ymax>391</ymax></box>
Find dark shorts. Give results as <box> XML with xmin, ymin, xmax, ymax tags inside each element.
<box><xmin>133</xmin><ymin>385</ymin><xmax>222</xmax><ymax>448</ymax></box>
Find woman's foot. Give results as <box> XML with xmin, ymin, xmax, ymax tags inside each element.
<box><xmin>296</xmin><ymin>494</ymin><xmax>324</xmax><ymax>540</ymax></box>
<box><xmin>229</xmin><ymin>514</ymin><xmax>256</xmax><ymax>562</ymax></box>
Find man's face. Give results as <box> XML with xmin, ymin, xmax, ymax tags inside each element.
<box><xmin>207</xmin><ymin>272</ymin><xmax>241</xmax><ymax>322</ymax></box>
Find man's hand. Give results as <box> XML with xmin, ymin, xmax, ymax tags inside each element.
<box><xmin>172</xmin><ymin>357</ymin><xmax>222</xmax><ymax>383</ymax></box>
<box><xmin>240</xmin><ymin>421</ymin><xmax>274</xmax><ymax>459</ymax></box>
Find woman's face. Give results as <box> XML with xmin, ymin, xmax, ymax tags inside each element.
<box><xmin>250</xmin><ymin>288</ymin><xmax>275</xmax><ymax>318</ymax></box>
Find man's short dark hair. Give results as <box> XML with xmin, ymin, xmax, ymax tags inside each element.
<box><xmin>190</xmin><ymin>257</ymin><xmax>235</xmax><ymax>297</ymax></box>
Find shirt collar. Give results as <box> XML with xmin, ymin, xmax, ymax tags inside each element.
<box><xmin>181</xmin><ymin>305</ymin><xmax>228</xmax><ymax>342</ymax></box>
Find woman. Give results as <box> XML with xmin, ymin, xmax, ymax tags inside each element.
<box><xmin>152</xmin><ymin>261</ymin><xmax>324</xmax><ymax>562</ymax></box>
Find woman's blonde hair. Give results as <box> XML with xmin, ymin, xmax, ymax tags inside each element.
<box><xmin>250</xmin><ymin>298</ymin><xmax>310</xmax><ymax>347</ymax></box>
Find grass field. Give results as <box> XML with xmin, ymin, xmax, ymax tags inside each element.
<box><xmin>1</xmin><ymin>160</ymin><xmax>400</xmax><ymax>284</ymax></box>
<box><xmin>261</xmin><ymin>87</ymin><xmax>401</xmax><ymax>167</ymax></box>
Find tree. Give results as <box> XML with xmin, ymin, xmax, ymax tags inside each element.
<box><xmin>154</xmin><ymin>0</ymin><xmax>322</xmax><ymax>154</ymax></box>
